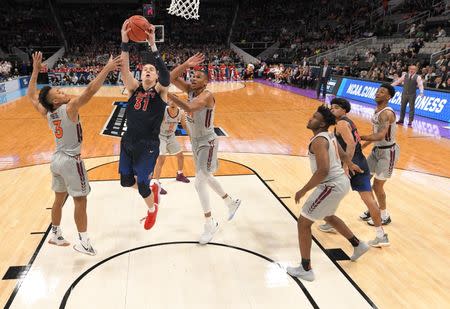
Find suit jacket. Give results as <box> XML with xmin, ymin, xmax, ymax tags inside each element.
<box><xmin>318</xmin><ymin>65</ymin><xmax>332</xmax><ymax>79</ymax></box>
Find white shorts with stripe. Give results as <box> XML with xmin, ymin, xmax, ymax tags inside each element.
<box><xmin>301</xmin><ymin>175</ymin><xmax>350</xmax><ymax>221</ymax></box>
<box><xmin>50</xmin><ymin>152</ymin><xmax>90</xmax><ymax>197</ymax></box>
<box><xmin>367</xmin><ymin>144</ymin><xmax>400</xmax><ymax>180</ymax></box>
<box><xmin>191</xmin><ymin>134</ymin><xmax>219</xmax><ymax>174</ymax></box>
<box><xmin>159</xmin><ymin>134</ymin><xmax>182</xmax><ymax>155</ymax></box>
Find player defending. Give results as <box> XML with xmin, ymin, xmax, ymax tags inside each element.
<box><xmin>28</xmin><ymin>52</ymin><xmax>121</xmax><ymax>255</ymax></box>
<box><xmin>319</xmin><ymin>98</ymin><xmax>389</xmax><ymax>247</ymax></box>
<box><xmin>360</xmin><ymin>83</ymin><xmax>400</xmax><ymax>230</ymax></box>
<box><xmin>168</xmin><ymin>53</ymin><xmax>241</xmax><ymax>245</ymax></box>
<box><xmin>120</xmin><ymin>20</ymin><xmax>169</xmax><ymax>230</ymax></box>
<box><xmin>153</xmin><ymin>100</ymin><xmax>191</xmax><ymax>194</ymax></box>
<box><xmin>287</xmin><ymin>106</ymin><xmax>369</xmax><ymax>282</ymax></box>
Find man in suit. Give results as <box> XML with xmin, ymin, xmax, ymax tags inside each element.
<box><xmin>391</xmin><ymin>65</ymin><xmax>424</xmax><ymax>127</ymax></box>
<box><xmin>316</xmin><ymin>59</ymin><xmax>331</xmax><ymax>100</ymax></box>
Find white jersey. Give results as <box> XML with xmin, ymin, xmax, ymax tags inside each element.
<box><xmin>160</xmin><ymin>106</ymin><xmax>182</xmax><ymax>137</ymax></box>
<box><xmin>47</xmin><ymin>104</ymin><xmax>82</xmax><ymax>156</ymax></box>
<box><xmin>308</xmin><ymin>132</ymin><xmax>344</xmax><ymax>183</ymax></box>
<box><xmin>371</xmin><ymin>107</ymin><xmax>396</xmax><ymax>147</ymax></box>
<box><xmin>187</xmin><ymin>90</ymin><xmax>216</xmax><ymax>139</ymax></box>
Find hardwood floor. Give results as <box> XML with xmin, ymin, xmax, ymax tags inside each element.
<box><xmin>1</xmin><ymin>82</ymin><xmax>449</xmax><ymax>308</ymax></box>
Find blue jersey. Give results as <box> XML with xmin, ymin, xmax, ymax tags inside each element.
<box><xmin>334</xmin><ymin>116</ymin><xmax>365</xmax><ymax>164</ymax></box>
<box><xmin>334</xmin><ymin>116</ymin><xmax>371</xmax><ymax>192</ymax></box>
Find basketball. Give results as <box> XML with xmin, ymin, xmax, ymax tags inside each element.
<box><xmin>126</xmin><ymin>15</ymin><xmax>151</xmax><ymax>42</ymax></box>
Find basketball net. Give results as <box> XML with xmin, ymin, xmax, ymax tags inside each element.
<box><xmin>167</xmin><ymin>0</ymin><xmax>200</xmax><ymax>20</ymax></box>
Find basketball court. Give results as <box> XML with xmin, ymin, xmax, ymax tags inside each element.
<box><xmin>1</xmin><ymin>81</ymin><xmax>450</xmax><ymax>308</ymax></box>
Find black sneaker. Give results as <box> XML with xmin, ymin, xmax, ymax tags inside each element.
<box><xmin>359</xmin><ymin>210</ymin><xmax>371</xmax><ymax>221</ymax></box>
<box><xmin>367</xmin><ymin>216</ymin><xmax>391</xmax><ymax>226</ymax></box>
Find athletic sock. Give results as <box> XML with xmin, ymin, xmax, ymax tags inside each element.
<box><xmin>177</xmin><ymin>170</ymin><xmax>183</xmax><ymax>174</ymax></box>
<box><xmin>381</xmin><ymin>210</ymin><xmax>389</xmax><ymax>220</ymax></box>
<box><xmin>148</xmin><ymin>205</ymin><xmax>156</xmax><ymax>213</ymax></box>
<box><xmin>375</xmin><ymin>226</ymin><xmax>385</xmax><ymax>238</ymax></box>
<box><xmin>52</xmin><ymin>225</ymin><xmax>62</xmax><ymax>237</ymax></box>
<box><xmin>348</xmin><ymin>236</ymin><xmax>360</xmax><ymax>247</ymax></box>
<box><xmin>301</xmin><ymin>258</ymin><xmax>311</xmax><ymax>271</ymax></box>
<box><xmin>205</xmin><ymin>216</ymin><xmax>214</xmax><ymax>225</ymax></box>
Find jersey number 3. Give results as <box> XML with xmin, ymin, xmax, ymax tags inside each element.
<box><xmin>53</xmin><ymin>120</ymin><xmax>63</xmax><ymax>139</ymax></box>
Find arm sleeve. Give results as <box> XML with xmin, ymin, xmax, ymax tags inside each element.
<box><xmin>153</xmin><ymin>51</ymin><xmax>170</xmax><ymax>87</ymax></box>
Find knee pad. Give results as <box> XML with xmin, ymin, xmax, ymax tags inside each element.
<box><xmin>138</xmin><ymin>182</ymin><xmax>151</xmax><ymax>198</ymax></box>
<box><xmin>120</xmin><ymin>174</ymin><xmax>135</xmax><ymax>187</ymax></box>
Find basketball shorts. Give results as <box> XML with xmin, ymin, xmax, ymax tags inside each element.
<box><xmin>159</xmin><ymin>134</ymin><xmax>182</xmax><ymax>155</ymax></box>
<box><xmin>119</xmin><ymin>138</ymin><xmax>160</xmax><ymax>185</ymax></box>
<box><xmin>301</xmin><ymin>175</ymin><xmax>350</xmax><ymax>221</ymax></box>
<box><xmin>50</xmin><ymin>152</ymin><xmax>90</xmax><ymax>197</ymax></box>
<box><xmin>191</xmin><ymin>134</ymin><xmax>219</xmax><ymax>174</ymax></box>
<box><xmin>367</xmin><ymin>144</ymin><xmax>400</xmax><ymax>181</ymax></box>
<box><xmin>350</xmin><ymin>156</ymin><xmax>372</xmax><ymax>192</ymax></box>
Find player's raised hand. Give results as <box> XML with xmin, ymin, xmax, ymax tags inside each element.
<box><xmin>185</xmin><ymin>53</ymin><xmax>205</xmax><ymax>67</ymax></box>
<box><xmin>105</xmin><ymin>55</ymin><xmax>122</xmax><ymax>71</ymax></box>
<box><xmin>121</xmin><ymin>19</ymin><xmax>131</xmax><ymax>43</ymax></box>
<box><xmin>145</xmin><ymin>24</ymin><xmax>156</xmax><ymax>46</ymax></box>
<box><xmin>32</xmin><ymin>51</ymin><xmax>43</xmax><ymax>71</ymax></box>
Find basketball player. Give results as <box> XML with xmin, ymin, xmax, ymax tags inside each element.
<box><xmin>153</xmin><ymin>100</ymin><xmax>190</xmax><ymax>195</ymax></box>
<box><xmin>120</xmin><ymin>20</ymin><xmax>169</xmax><ymax>230</ymax></box>
<box><xmin>359</xmin><ymin>83</ymin><xmax>399</xmax><ymax>230</ymax></box>
<box><xmin>168</xmin><ymin>53</ymin><xmax>241</xmax><ymax>245</ymax></box>
<box><xmin>287</xmin><ymin>106</ymin><xmax>369</xmax><ymax>282</ymax></box>
<box><xmin>27</xmin><ymin>51</ymin><xmax>121</xmax><ymax>256</ymax></box>
<box><xmin>319</xmin><ymin>98</ymin><xmax>389</xmax><ymax>247</ymax></box>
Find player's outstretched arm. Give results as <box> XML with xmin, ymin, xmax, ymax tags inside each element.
<box><xmin>168</xmin><ymin>91</ymin><xmax>209</xmax><ymax>113</ymax></box>
<box><xmin>27</xmin><ymin>51</ymin><xmax>47</xmax><ymax>116</ymax></box>
<box><xmin>120</xmin><ymin>19</ymin><xmax>139</xmax><ymax>94</ymax></box>
<box><xmin>170</xmin><ymin>53</ymin><xmax>205</xmax><ymax>93</ymax></box>
<box><xmin>337</xmin><ymin>141</ymin><xmax>364</xmax><ymax>175</ymax></box>
<box><xmin>68</xmin><ymin>55</ymin><xmax>121</xmax><ymax>117</ymax></box>
<box><xmin>146</xmin><ymin>26</ymin><xmax>169</xmax><ymax>95</ymax></box>
<box><xmin>360</xmin><ymin>111</ymin><xmax>394</xmax><ymax>142</ymax></box>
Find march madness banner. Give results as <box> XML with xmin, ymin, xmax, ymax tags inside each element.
<box><xmin>336</xmin><ymin>77</ymin><xmax>450</xmax><ymax>122</ymax></box>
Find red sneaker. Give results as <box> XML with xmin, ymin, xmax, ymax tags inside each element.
<box><xmin>150</xmin><ymin>183</ymin><xmax>160</xmax><ymax>205</ymax></box>
<box><xmin>144</xmin><ymin>206</ymin><xmax>158</xmax><ymax>230</ymax></box>
<box><xmin>176</xmin><ymin>172</ymin><xmax>190</xmax><ymax>183</ymax></box>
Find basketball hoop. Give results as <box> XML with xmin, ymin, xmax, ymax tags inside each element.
<box><xmin>167</xmin><ymin>0</ymin><xmax>200</xmax><ymax>20</ymax></box>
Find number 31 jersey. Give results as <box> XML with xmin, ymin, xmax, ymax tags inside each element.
<box><xmin>47</xmin><ymin>104</ymin><xmax>82</xmax><ymax>156</ymax></box>
<box><xmin>124</xmin><ymin>84</ymin><xmax>167</xmax><ymax>142</ymax></box>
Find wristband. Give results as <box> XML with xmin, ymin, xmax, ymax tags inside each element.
<box><xmin>149</xmin><ymin>44</ymin><xmax>158</xmax><ymax>52</ymax></box>
<box><xmin>121</xmin><ymin>42</ymin><xmax>130</xmax><ymax>52</ymax></box>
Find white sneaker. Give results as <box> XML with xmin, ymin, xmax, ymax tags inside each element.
<box><xmin>73</xmin><ymin>239</ymin><xmax>97</xmax><ymax>256</ymax></box>
<box><xmin>286</xmin><ymin>265</ymin><xmax>315</xmax><ymax>282</ymax></box>
<box><xmin>199</xmin><ymin>219</ymin><xmax>219</xmax><ymax>245</ymax></box>
<box><xmin>48</xmin><ymin>234</ymin><xmax>70</xmax><ymax>246</ymax></box>
<box><xmin>228</xmin><ymin>199</ymin><xmax>241</xmax><ymax>221</ymax></box>
<box><xmin>369</xmin><ymin>234</ymin><xmax>390</xmax><ymax>247</ymax></box>
<box><xmin>350</xmin><ymin>241</ymin><xmax>369</xmax><ymax>261</ymax></box>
